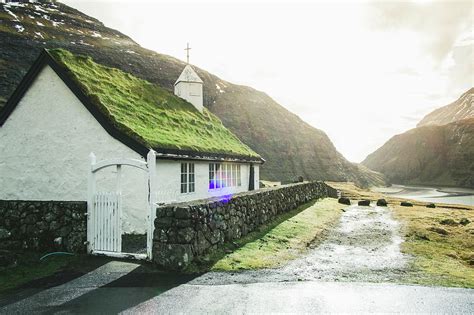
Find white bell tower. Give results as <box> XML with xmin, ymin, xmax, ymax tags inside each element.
<box><xmin>174</xmin><ymin>43</ymin><xmax>204</xmax><ymax>112</ymax></box>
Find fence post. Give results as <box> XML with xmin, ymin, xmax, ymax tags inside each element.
<box><xmin>87</xmin><ymin>152</ymin><xmax>96</xmax><ymax>253</ymax></box>
<box><xmin>147</xmin><ymin>149</ymin><xmax>157</xmax><ymax>260</ymax></box>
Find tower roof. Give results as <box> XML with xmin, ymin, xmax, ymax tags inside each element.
<box><xmin>175</xmin><ymin>65</ymin><xmax>203</xmax><ymax>85</ymax></box>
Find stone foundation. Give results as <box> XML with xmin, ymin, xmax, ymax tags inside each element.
<box><xmin>0</xmin><ymin>200</ymin><xmax>87</xmax><ymax>253</ymax></box>
<box><xmin>153</xmin><ymin>181</ymin><xmax>337</xmax><ymax>270</ymax></box>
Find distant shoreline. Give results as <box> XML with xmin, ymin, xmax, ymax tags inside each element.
<box><xmin>371</xmin><ymin>184</ymin><xmax>474</xmax><ymax>207</ymax></box>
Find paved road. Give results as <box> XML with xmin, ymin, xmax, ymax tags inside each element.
<box><xmin>1</xmin><ymin>261</ymin><xmax>473</xmax><ymax>314</ymax></box>
<box><xmin>2</xmin><ymin>270</ymin><xmax>473</xmax><ymax>314</ymax></box>
<box><xmin>123</xmin><ymin>281</ymin><xmax>474</xmax><ymax>314</ymax></box>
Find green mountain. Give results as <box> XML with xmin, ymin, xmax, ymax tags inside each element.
<box><xmin>0</xmin><ymin>1</ymin><xmax>384</xmax><ymax>186</ymax></box>
<box><xmin>363</xmin><ymin>89</ymin><xmax>474</xmax><ymax>188</ymax></box>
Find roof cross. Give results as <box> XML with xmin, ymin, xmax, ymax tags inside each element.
<box><xmin>185</xmin><ymin>43</ymin><xmax>191</xmax><ymax>64</ymax></box>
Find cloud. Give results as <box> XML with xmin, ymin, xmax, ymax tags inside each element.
<box><xmin>368</xmin><ymin>1</ymin><xmax>472</xmax><ymax>64</ymax></box>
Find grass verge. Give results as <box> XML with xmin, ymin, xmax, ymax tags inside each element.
<box><xmin>328</xmin><ymin>181</ymin><xmax>474</xmax><ymax>288</ymax></box>
<box><xmin>187</xmin><ymin>198</ymin><xmax>343</xmax><ymax>272</ymax></box>
<box><xmin>392</xmin><ymin>204</ymin><xmax>474</xmax><ymax>288</ymax></box>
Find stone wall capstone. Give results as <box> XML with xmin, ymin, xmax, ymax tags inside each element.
<box><xmin>0</xmin><ymin>200</ymin><xmax>87</xmax><ymax>253</ymax></box>
<box><xmin>153</xmin><ymin>181</ymin><xmax>337</xmax><ymax>270</ymax></box>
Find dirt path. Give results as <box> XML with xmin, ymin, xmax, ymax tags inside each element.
<box><xmin>192</xmin><ymin>204</ymin><xmax>411</xmax><ymax>284</ymax></box>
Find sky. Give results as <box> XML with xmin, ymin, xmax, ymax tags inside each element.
<box><xmin>63</xmin><ymin>0</ymin><xmax>473</xmax><ymax>162</ymax></box>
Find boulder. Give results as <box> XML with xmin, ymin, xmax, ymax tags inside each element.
<box><xmin>459</xmin><ymin>218</ymin><xmax>471</xmax><ymax>226</ymax></box>
<box><xmin>0</xmin><ymin>228</ymin><xmax>11</xmax><ymax>240</ymax></box>
<box><xmin>338</xmin><ymin>197</ymin><xmax>351</xmax><ymax>205</ymax></box>
<box><xmin>376</xmin><ymin>199</ymin><xmax>388</xmax><ymax>207</ymax></box>
<box><xmin>358</xmin><ymin>200</ymin><xmax>370</xmax><ymax>206</ymax></box>
<box><xmin>426</xmin><ymin>203</ymin><xmax>436</xmax><ymax>208</ymax></box>
<box><xmin>427</xmin><ymin>227</ymin><xmax>448</xmax><ymax>235</ymax></box>
<box><xmin>440</xmin><ymin>218</ymin><xmax>458</xmax><ymax>226</ymax></box>
<box><xmin>400</xmin><ymin>201</ymin><xmax>413</xmax><ymax>207</ymax></box>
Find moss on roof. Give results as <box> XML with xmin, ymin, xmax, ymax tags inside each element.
<box><xmin>48</xmin><ymin>49</ymin><xmax>260</xmax><ymax>159</ymax></box>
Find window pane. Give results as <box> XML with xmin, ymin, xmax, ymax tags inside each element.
<box><xmin>181</xmin><ymin>183</ymin><xmax>187</xmax><ymax>193</ymax></box>
<box><xmin>232</xmin><ymin>164</ymin><xmax>236</xmax><ymax>186</ymax></box>
<box><xmin>189</xmin><ymin>183</ymin><xmax>195</xmax><ymax>193</ymax></box>
<box><xmin>216</xmin><ymin>163</ymin><xmax>221</xmax><ymax>188</ymax></box>
<box><xmin>209</xmin><ymin>163</ymin><xmax>214</xmax><ymax>189</ymax></box>
<box><xmin>237</xmin><ymin>164</ymin><xmax>241</xmax><ymax>186</ymax></box>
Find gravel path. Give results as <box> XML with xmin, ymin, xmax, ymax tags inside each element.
<box><xmin>192</xmin><ymin>204</ymin><xmax>411</xmax><ymax>284</ymax></box>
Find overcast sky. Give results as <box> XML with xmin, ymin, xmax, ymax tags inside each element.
<box><xmin>63</xmin><ymin>0</ymin><xmax>473</xmax><ymax>162</ymax></box>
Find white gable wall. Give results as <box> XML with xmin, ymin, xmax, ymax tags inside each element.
<box><xmin>0</xmin><ymin>65</ymin><xmax>259</xmax><ymax>233</ymax></box>
<box><xmin>0</xmin><ymin>65</ymin><xmax>148</xmax><ymax>233</ymax></box>
<box><xmin>174</xmin><ymin>82</ymin><xmax>203</xmax><ymax>112</ymax></box>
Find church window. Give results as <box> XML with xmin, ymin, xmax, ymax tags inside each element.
<box><xmin>181</xmin><ymin>163</ymin><xmax>195</xmax><ymax>193</ymax></box>
<box><xmin>209</xmin><ymin>163</ymin><xmax>242</xmax><ymax>189</ymax></box>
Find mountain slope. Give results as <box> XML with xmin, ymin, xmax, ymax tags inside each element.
<box><xmin>0</xmin><ymin>1</ymin><xmax>384</xmax><ymax>186</ymax></box>
<box><xmin>418</xmin><ymin>88</ymin><xmax>473</xmax><ymax>127</ymax></box>
<box><xmin>363</xmin><ymin>89</ymin><xmax>474</xmax><ymax>188</ymax></box>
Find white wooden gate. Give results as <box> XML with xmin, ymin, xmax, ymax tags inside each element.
<box><xmin>87</xmin><ymin>150</ymin><xmax>157</xmax><ymax>260</ymax></box>
<box><xmin>92</xmin><ymin>192</ymin><xmax>122</xmax><ymax>253</ymax></box>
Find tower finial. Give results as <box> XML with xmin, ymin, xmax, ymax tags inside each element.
<box><xmin>185</xmin><ymin>42</ymin><xmax>191</xmax><ymax>64</ymax></box>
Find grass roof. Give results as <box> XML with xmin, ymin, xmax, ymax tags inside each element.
<box><xmin>48</xmin><ymin>49</ymin><xmax>260</xmax><ymax>159</ymax></box>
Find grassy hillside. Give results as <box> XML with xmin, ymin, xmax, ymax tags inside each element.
<box><xmin>363</xmin><ymin>118</ymin><xmax>474</xmax><ymax>188</ymax></box>
<box><xmin>0</xmin><ymin>1</ymin><xmax>383</xmax><ymax>186</ymax></box>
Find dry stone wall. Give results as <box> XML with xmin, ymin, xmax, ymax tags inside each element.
<box><xmin>153</xmin><ymin>181</ymin><xmax>337</xmax><ymax>270</ymax></box>
<box><xmin>0</xmin><ymin>200</ymin><xmax>87</xmax><ymax>253</ymax></box>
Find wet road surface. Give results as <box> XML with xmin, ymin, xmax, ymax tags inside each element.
<box><xmin>124</xmin><ymin>281</ymin><xmax>474</xmax><ymax>314</ymax></box>
<box><xmin>194</xmin><ymin>204</ymin><xmax>411</xmax><ymax>284</ymax></box>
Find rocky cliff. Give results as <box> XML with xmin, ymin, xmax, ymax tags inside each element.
<box><xmin>0</xmin><ymin>1</ymin><xmax>384</xmax><ymax>186</ymax></box>
<box><xmin>418</xmin><ymin>88</ymin><xmax>473</xmax><ymax>127</ymax></box>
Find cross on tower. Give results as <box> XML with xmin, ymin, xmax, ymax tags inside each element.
<box><xmin>185</xmin><ymin>43</ymin><xmax>191</xmax><ymax>64</ymax></box>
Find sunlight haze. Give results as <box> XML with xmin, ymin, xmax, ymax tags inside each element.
<box><xmin>63</xmin><ymin>0</ymin><xmax>473</xmax><ymax>162</ymax></box>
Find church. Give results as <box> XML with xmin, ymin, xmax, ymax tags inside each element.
<box><xmin>0</xmin><ymin>48</ymin><xmax>263</xmax><ymax>234</ymax></box>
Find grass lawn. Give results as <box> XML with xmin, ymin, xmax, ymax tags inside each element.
<box><xmin>329</xmin><ymin>181</ymin><xmax>474</xmax><ymax>288</ymax></box>
<box><xmin>188</xmin><ymin>198</ymin><xmax>343</xmax><ymax>272</ymax></box>
<box><xmin>392</xmin><ymin>204</ymin><xmax>474</xmax><ymax>288</ymax></box>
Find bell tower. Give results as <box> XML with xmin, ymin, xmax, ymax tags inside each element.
<box><xmin>174</xmin><ymin>43</ymin><xmax>204</xmax><ymax>112</ymax></box>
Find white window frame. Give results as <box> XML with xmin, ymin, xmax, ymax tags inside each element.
<box><xmin>209</xmin><ymin>163</ymin><xmax>242</xmax><ymax>190</ymax></box>
<box><xmin>181</xmin><ymin>162</ymin><xmax>195</xmax><ymax>194</ymax></box>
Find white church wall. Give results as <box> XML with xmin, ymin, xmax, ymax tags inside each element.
<box><xmin>154</xmin><ymin>160</ymin><xmax>251</xmax><ymax>204</ymax></box>
<box><xmin>174</xmin><ymin>82</ymin><xmax>203</xmax><ymax>112</ymax></box>
<box><xmin>0</xmin><ymin>65</ymin><xmax>148</xmax><ymax>233</ymax></box>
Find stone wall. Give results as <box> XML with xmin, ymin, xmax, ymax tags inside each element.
<box><xmin>153</xmin><ymin>181</ymin><xmax>337</xmax><ymax>270</ymax></box>
<box><xmin>0</xmin><ymin>200</ymin><xmax>87</xmax><ymax>253</ymax></box>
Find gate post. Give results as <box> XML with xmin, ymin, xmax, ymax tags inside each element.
<box><xmin>87</xmin><ymin>152</ymin><xmax>96</xmax><ymax>253</ymax></box>
<box><xmin>147</xmin><ymin>149</ymin><xmax>157</xmax><ymax>259</ymax></box>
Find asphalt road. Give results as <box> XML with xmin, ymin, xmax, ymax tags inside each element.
<box><xmin>1</xmin><ymin>261</ymin><xmax>473</xmax><ymax>314</ymax></box>
<box><xmin>124</xmin><ymin>281</ymin><xmax>474</xmax><ymax>314</ymax></box>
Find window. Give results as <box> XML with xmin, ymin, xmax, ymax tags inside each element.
<box><xmin>209</xmin><ymin>163</ymin><xmax>242</xmax><ymax>189</ymax></box>
<box><xmin>181</xmin><ymin>163</ymin><xmax>195</xmax><ymax>193</ymax></box>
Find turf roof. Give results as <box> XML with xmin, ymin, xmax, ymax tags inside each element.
<box><xmin>48</xmin><ymin>49</ymin><xmax>260</xmax><ymax>160</ymax></box>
